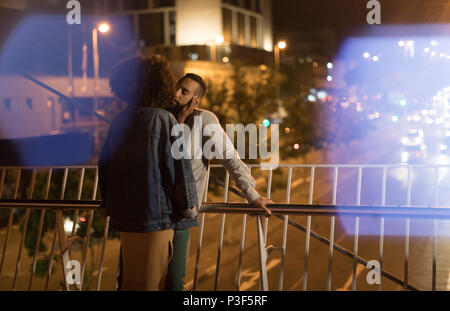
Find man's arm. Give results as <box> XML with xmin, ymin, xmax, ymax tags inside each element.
<box><xmin>201</xmin><ymin>111</ymin><xmax>272</xmax><ymax>215</ymax></box>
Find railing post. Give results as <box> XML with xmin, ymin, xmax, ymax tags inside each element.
<box><xmin>327</xmin><ymin>166</ymin><xmax>338</xmax><ymax>291</ymax></box>
<box><xmin>352</xmin><ymin>166</ymin><xmax>363</xmax><ymax>291</ymax></box>
<box><xmin>256</xmin><ymin>216</ymin><xmax>269</xmax><ymax>291</ymax></box>
<box><xmin>279</xmin><ymin>167</ymin><xmax>292</xmax><ymax>291</ymax></box>
<box><xmin>214</xmin><ymin>172</ymin><xmax>229</xmax><ymax>290</ymax></box>
<box><xmin>303</xmin><ymin>166</ymin><xmax>315</xmax><ymax>291</ymax></box>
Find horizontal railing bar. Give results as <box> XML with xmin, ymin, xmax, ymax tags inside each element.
<box><xmin>210</xmin><ymin>164</ymin><xmax>450</xmax><ymax>169</ymax></box>
<box><xmin>0</xmin><ymin>166</ymin><xmax>98</xmax><ymax>170</ymax></box>
<box><xmin>2</xmin><ymin>164</ymin><xmax>450</xmax><ymax>171</ymax></box>
<box><xmin>2</xmin><ymin>200</ymin><xmax>450</xmax><ymax>219</ymax></box>
<box><xmin>0</xmin><ymin>199</ymin><xmax>101</xmax><ymax>210</ymax></box>
<box><xmin>200</xmin><ymin>203</ymin><xmax>450</xmax><ymax>219</ymax></box>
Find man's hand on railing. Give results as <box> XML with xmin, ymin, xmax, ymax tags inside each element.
<box><xmin>251</xmin><ymin>197</ymin><xmax>273</xmax><ymax>216</ymax></box>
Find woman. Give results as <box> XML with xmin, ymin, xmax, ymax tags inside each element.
<box><xmin>98</xmin><ymin>55</ymin><xmax>198</xmax><ymax>290</ymax></box>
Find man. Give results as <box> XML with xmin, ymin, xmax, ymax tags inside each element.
<box><xmin>165</xmin><ymin>73</ymin><xmax>272</xmax><ymax>291</ymax></box>
<box><xmin>99</xmin><ymin>56</ymin><xmax>198</xmax><ymax>290</ymax></box>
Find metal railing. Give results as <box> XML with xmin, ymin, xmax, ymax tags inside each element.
<box><xmin>1</xmin><ymin>163</ymin><xmax>450</xmax><ymax>291</ymax></box>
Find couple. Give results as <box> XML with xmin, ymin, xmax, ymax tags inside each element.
<box><xmin>98</xmin><ymin>55</ymin><xmax>272</xmax><ymax>291</ymax></box>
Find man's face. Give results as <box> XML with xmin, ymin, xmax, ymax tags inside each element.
<box><xmin>172</xmin><ymin>78</ymin><xmax>201</xmax><ymax>108</ymax></box>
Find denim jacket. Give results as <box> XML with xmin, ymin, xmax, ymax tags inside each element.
<box><xmin>98</xmin><ymin>107</ymin><xmax>198</xmax><ymax>233</ymax></box>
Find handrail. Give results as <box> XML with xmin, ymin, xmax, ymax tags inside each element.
<box><xmin>0</xmin><ymin>199</ymin><xmax>101</xmax><ymax>210</ymax></box>
<box><xmin>3</xmin><ymin>199</ymin><xmax>449</xmax><ymax>219</ymax></box>
<box><xmin>200</xmin><ymin>203</ymin><xmax>450</xmax><ymax>219</ymax></box>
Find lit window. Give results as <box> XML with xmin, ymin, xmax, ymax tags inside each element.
<box><xmin>107</xmin><ymin>0</ymin><xmax>120</xmax><ymax>12</ymax></box>
<box><xmin>250</xmin><ymin>16</ymin><xmax>258</xmax><ymax>47</ymax></box>
<box><xmin>244</xmin><ymin>0</ymin><xmax>252</xmax><ymax>10</ymax></box>
<box><xmin>169</xmin><ymin>11</ymin><xmax>176</xmax><ymax>45</ymax></box>
<box><xmin>222</xmin><ymin>8</ymin><xmax>232</xmax><ymax>43</ymax></box>
<box><xmin>26</xmin><ymin>98</ymin><xmax>33</xmax><ymax>110</ymax></box>
<box><xmin>153</xmin><ymin>0</ymin><xmax>175</xmax><ymax>8</ymax></box>
<box><xmin>3</xmin><ymin>98</ymin><xmax>11</xmax><ymax>111</ymax></box>
<box><xmin>122</xmin><ymin>0</ymin><xmax>147</xmax><ymax>10</ymax></box>
<box><xmin>254</xmin><ymin>0</ymin><xmax>261</xmax><ymax>12</ymax></box>
<box><xmin>237</xmin><ymin>12</ymin><xmax>245</xmax><ymax>45</ymax></box>
<box><xmin>139</xmin><ymin>13</ymin><xmax>165</xmax><ymax>46</ymax></box>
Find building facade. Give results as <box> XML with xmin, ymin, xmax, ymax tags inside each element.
<box><xmin>102</xmin><ymin>0</ymin><xmax>272</xmax><ymax>51</ymax></box>
<box><xmin>0</xmin><ymin>74</ymin><xmax>114</xmax><ymax>139</ymax></box>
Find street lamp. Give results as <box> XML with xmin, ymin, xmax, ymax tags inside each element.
<box><xmin>274</xmin><ymin>41</ymin><xmax>287</xmax><ymax>120</ymax></box>
<box><xmin>91</xmin><ymin>22</ymin><xmax>110</xmax><ymax>149</ymax></box>
<box><xmin>274</xmin><ymin>40</ymin><xmax>286</xmax><ymax>69</ymax></box>
<box><xmin>210</xmin><ymin>35</ymin><xmax>224</xmax><ymax>62</ymax></box>
<box><xmin>92</xmin><ymin>22</ymin><xmax>110</xmax><ymax>119</ymax></box>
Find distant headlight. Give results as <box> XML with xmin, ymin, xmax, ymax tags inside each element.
<box><xmin>414</xmin><ymin>137</ymin><xmax>422</xmax><ymax>144</ymax></box>
<box><xmin>402</xmin><ymin>152</ymin><xmax>409</xmax><ymax>162</ymax></box>
<box><xmin>440</xmin><ymin>144</ymin><xmax>448</xmax><ymax>151</ymax></box>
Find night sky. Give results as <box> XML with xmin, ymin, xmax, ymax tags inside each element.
<box><xmin>274</xmin><ymin>0</ymin><xmax>450</xmax><ymax>48</ymax></box>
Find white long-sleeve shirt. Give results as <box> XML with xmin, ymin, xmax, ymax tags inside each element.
<box><xmin>184</xmin><ymin>109</ymin><xmax>261</xmax><ymax>206</ymax></box>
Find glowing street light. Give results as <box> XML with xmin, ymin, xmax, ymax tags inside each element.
<box><xmin>363</xmin><ymin>52</ymin><xmax>370</xmax><ymax>59</ymax></box>
<box><xmin>274</xmin><ymin>40</ymin><xmax>287</xmax><ymax>99</ymax></box>
<box><xmin>372</xmin><ymin>56</ymin><xmax>379</xmax><ymax>62</ymax></box>
<box><xmin>98</xmin><ymin>23</ymin><xmax>110</xmax><ymax>33</ymax></box>
<box><xmin>274</xmin><ymin>40</ymin><xmax>287</xmax><ymax>67</ymax></box>
<box><xmin>398</xmin><ymin>41</ymin><xmax>405</xmax><ymax>47</ymax></box>
<box><xmin>215</xmin><ymin>35</ymin><xmax>224</xmax><ymax>45</ymax></box>
<box><xmin>277</xmin><ymin>41</ymin><xmax>286</xmax><ymax>49</ymax></box>
<box><xmin>92</xmin><ymin>22</ymin><xmax>110</xmax><ymax>128</ymax></box>
<box><xmin>327</xmin><ymin>62</ymin><xmax>333</xmax><ymax>69</ymax></box>
<box><xmin>210</xmin><ymin>35</ymin><xmax>224</xmax><ymax>62</ymax></box>
<box><xmin>307</xmin><ymin>94</ymin><xmax>317</xmax><ymax>102</ymax></box>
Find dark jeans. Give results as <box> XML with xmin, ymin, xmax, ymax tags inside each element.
<box><xmin>165</xmin><ymin>228</ymin><xmax>190</xmax><ymax>291</ymax></box>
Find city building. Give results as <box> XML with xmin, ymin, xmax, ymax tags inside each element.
<box><xmin>0</xmin><ymin>0</ymin><xmax>275</xmax><ymax>141</ymax></box>
<box><xmin>101</xmin><ymin>0</ymin><xmax>274</xmax><ymax>81</ymax></box>
<box><xmin>0</xmin><ymin>74</ymin><xmax>114</xmax><ymax>139</ymax></box>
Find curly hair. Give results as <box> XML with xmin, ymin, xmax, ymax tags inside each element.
<box><xmin>109</xmin><ymin>55</ymin><xmax>177</xmax><ymax>108</ymax></box>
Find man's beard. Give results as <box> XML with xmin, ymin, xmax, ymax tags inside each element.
<box><xmin>166</xmin><ymin>97</ymin><xmax>194</xmax><ymax>120</ymax></box>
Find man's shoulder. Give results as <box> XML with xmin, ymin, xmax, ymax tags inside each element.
<box><xmin>191</xmin><ymin>109</ymin><xmax>220</xmax><ymax>125</ymax></box>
